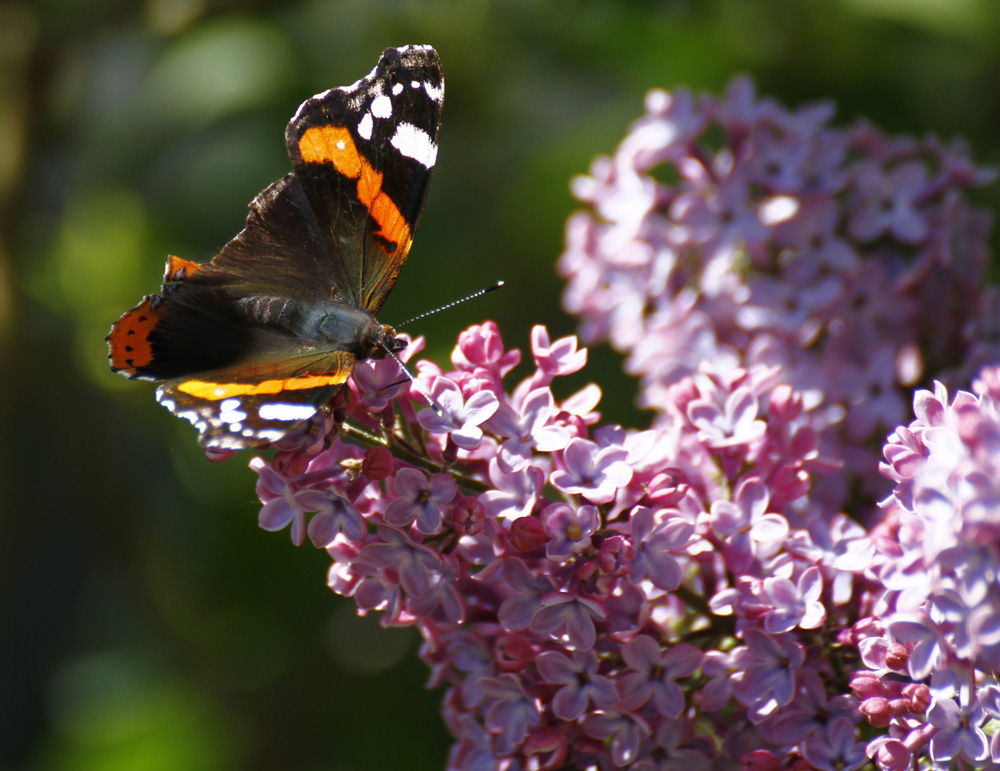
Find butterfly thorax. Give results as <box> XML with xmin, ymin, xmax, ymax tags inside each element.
<box><xmin>311</xmin><ymin>302</ymin><xmax>400</xmax><ymax>360</ymax></box>
<box><xmin>245</xmin><ymin>295</ymin><xmax>401</xmax><ymax>360</ymax></box>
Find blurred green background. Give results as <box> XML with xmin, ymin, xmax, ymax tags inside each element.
<box><xmin>2</xmin><ymin>0</ymin><xmax>999</xmax><ymax>769</ymax></box>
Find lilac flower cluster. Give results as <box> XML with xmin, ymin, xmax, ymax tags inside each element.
<box><xmin>855</xmin><ymin>370</ymin><xmax>1000</xmax><ymax>769</ymax></box>
<box><xmin>243</xmin><ymin>79</ymin><xmax>1000</xmax><ymax>770</ymax></box>
<box><xmin>253</xmin><ymin>323</ymin><xmax>857</xmax><ymax>769</ymax></box>
<box><xmin>559</xmin><ymin>77</ymin><xmax>996</xmax><ymax>511</ymax></box>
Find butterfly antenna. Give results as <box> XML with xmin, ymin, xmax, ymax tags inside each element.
<box><xmin>385</xmin><ymin>281</ymin><xmax>504</xmax><ymax>417</ymax></box>
<box><xmin>396</xmin><ymin>280</ymin><xmax>505</xmax><ymax>328</ymax></box>
<box><xmin>379</xmin><ymin>342</ymin><xmax>444</xmax><ymax>417</ymax></box>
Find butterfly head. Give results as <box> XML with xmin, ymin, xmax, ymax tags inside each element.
<box><xmin>362</xmin><ymin>322</ymin><xmax>404</xmax><ymax>361</ymax></box>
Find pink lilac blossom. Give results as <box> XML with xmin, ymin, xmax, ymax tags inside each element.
<box><xmin>236</xmin><ymin>80</ymin><xmax>1000</xmax><ymax>770</ymax></box>
<box><xmin>559</xmin><ymin>75</ymin><xmax>997</xmax><ymax>513</ymax></box>
<box><xmin>850</xmin><ymin>371</ymin><xmax>1000</xmax><ymax>769</ymax></box>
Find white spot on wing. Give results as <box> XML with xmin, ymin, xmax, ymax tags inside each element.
<box><xmin>391</xmin><ymin>123</ymin><xmax>437</xmax><ymax>168</ymax></box>
<box><xmin>176</xmin><ymin>409</ymin><xmax>204</xmax><ymax>429</ymax></box>
<box><xmin>392</xmin><ymin>82</ymin><xmax>404</xmax><ymax>95</ymax></box>
<box><xmin>258</xmin><ymin>402</ymin><xmax>317</xmax><ymax>422</ymax></box>
<box><xmin>423</xmin><ymin>82</ymin><xmax>443</xmax><ymax>102</ymax></box>
<box><xmin>219</xmin><ymin>402</ymin><xmax>248</xmax><ymax>426</ymax></box>
<box><xmin>370</xmin><ymin>94</ymin><xmax>392</xmax><ymax>118</ymax></box>
<box><xmin>358</xmin><ymin>111</ymin><xmax>373</xmax><ymax>140</ymax></box>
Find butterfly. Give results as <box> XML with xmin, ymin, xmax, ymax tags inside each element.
<box><xmin>107</xmin><ymin>45</ymin><xmax>443</xmax><ymax>450</ymax></box>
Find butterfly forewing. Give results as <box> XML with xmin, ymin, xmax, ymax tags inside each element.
<box><xmin>286</xmin><ymin>45</ymin><xmax>444</xmax><ymax>314</ymax></box>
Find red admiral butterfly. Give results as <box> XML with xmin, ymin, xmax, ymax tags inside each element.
<box><xmin>107</xmin><ymin>45</ymin><xmax>444</xmax><ymax>450</ymax></box>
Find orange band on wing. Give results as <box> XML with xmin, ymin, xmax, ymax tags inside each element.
<box><xmin>108</xmin><ymin>296</ymin><xmax>161</xmax><ymax>373</ymax></box>
<box><xmin>177</xmin><ymin>371</ymin><xmax>351</xmax><ymax>401</ymax></box>
<box><xmin>163</xmin><ymin>254</ymin><xmax>205</xmax><ymax>282</ymax></box>
<box><xmin>298</xmin><ymin>125</ymin><xmax>412</xmax><ymax>255</ymax></box>
<box><xmin>299</xmin><ymin>126</ymin><xmax>362</xmax><ymax>175</ymax></box>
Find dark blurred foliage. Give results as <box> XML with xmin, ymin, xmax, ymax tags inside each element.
<box><xmin>1</xmin><ymin>1</ymin><xmax>999</xmax><ymax>768</ymax></box>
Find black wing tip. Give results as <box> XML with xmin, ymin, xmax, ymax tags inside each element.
<box><xmin>385</xmin><ymin>44</ymin><xmax>439</xmax><ymax>63</ymax></box>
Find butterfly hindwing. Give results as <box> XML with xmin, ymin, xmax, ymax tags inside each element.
<box><xmin>156</xmin><ymin>350</ymin><xmax>355</xmax><ymax>450</ymax></box>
